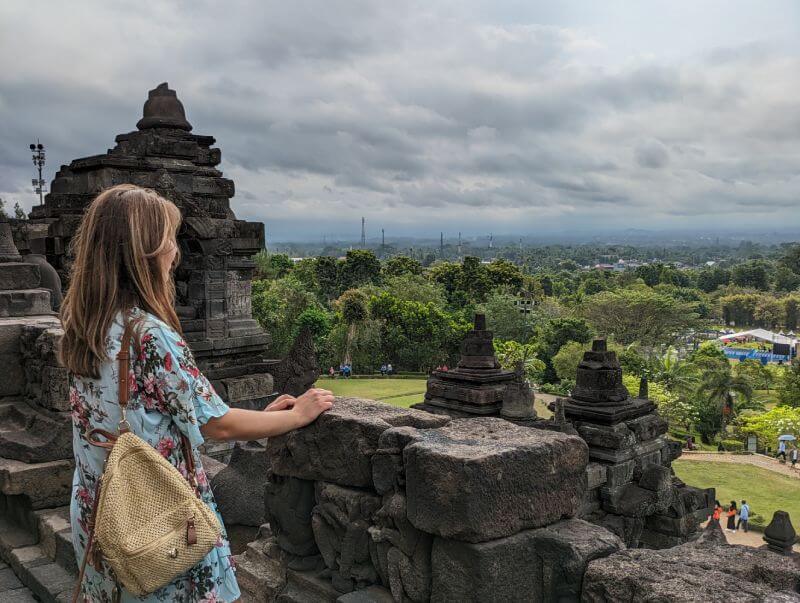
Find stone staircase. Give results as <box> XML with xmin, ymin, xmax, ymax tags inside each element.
<box><xmin>0</xmin><ymin>258</ymin><xmax>79</xmax><ymax>601</ymax></box>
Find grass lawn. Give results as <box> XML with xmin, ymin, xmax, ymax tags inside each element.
<box><xmin>673</xmin><ymin>459</ymin><xmax>800</xmax><ymax>527</ymax></box>
<box><xmin>316</xmin><ymin>377</ymin><xmax>427</xmax><ymax>408</ymax></box>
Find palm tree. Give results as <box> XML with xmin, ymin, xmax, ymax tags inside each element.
<box><xmin>649</xmin><ymin>347</ymin><xmax>698</xmax><ymax>394</ymax></box>
<box><xmin>699</xmin><ymin>369</ymin><xmax>761</xmax><ymax>422</ymax></box>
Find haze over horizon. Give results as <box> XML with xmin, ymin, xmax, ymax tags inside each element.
<box><xmin>1</xmin><ymin>1</ymin><xmax>799</xmax><ymax>241</ymax></box>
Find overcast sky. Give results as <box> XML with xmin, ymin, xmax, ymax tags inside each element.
<box><xmin>1</xmin><ymin>1</ymin><xmax>799</xmax><ymax>242</ymax></box>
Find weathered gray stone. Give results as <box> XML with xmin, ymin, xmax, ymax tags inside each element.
<box><xmin>0</xmin><ymin>457</ymin><xmax>73</xmax><ymax>509</ymax></box>
<box><xmin>586</xmin><ymin>462</ymin><xmax>607</xmax><ymax>490</ymax></box>
<box><xmin>210</xmin><ymin>442</ymin><xmax>270</xmax><ymax>527</ymax></box>
<box><xmin>312</xmin><ymin>482</ymin><xmax>382</xmax><ymax>593</ymax></box>
<box><xmin>583</xmin><ymin>542</ymin><xmax>800</xmax><ymax>602</ymax></box>
<box><xmin>0</xmin><ymin>290</ymin><xmax>52</xmax><ymax>318</ymax></box>
<box><xmin>336</xmin><ymin>585</ymin><xmax>395</xmax><ymax>602</ymax></box>
<box><xmin>764</xmin><ymin>511</ymin><xmax>797</xmax><ymax>556</ymax></box>
<box><xmin>0</xmin><ymin>264</ymin><xmax>40</xmax><ymax>291</ymax></box>
<box><xmin>265</xmin><ymin>474</ymin><xmax>318</xmax><ymax>557</ymax></box>
<box><xmin>267</xmin><ymin>397</ymin><xmax>449</xmax><ymax>488</ymax></box>
<box><xmin>403</xmin><ymin>418</ymin><xmax>588</xmax><ymax>542</ymax></box>
<box><xmin>430</xmin><ymin>519</ymin><xmax>622</xmax><ymax>602</ymax></box>
<box><xmin>604</xmin><ymin>460</ymin><xmax>634</xmax><ymax>487</ymax></box>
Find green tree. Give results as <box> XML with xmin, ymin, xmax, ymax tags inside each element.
<box><xmin>738</xmin><ymin>405</ymin><xmax>800</xmax><ymax>449</ymax></box>
<box><xmin>383</xmin><ymin>256</ymin><xmax>423</xmax><ymax>277</ymax></box>
<box><xmin>696</xmin><ymin>367</ymin><xmax>759</xmax><ymax>442</ymax></box>
<box><xmin>648</xmin><ymin>348</ymin><xmax>698</xmax><ymax>395</ymax></box>
<box><xmin>478</xmin><ymin>292</ymin><xmax>538</xmax><ymax>343</ymax></box>
<box><xmin>552</xmin><ymin>341</ymin><xmax>589</xmax><ymax>382</ymax></box>
<box><xmin>696</xmin><ymin>266</ymin><xmax>731</xmax><ymax>293</ymax></box>
<box><xmin>485</xmin><ymin>259</ymin><xmax>524</xmax><ymax>291</ymax></box>
<box><xmin>778</xmin><ymin>360</ymin><xmax>800</xmax><ymax>408</ymax></box>
<box><xmin>336</xmin><ymin>289</ymin><xmax>370</xmax><ymax>365</ymax></box>
<box><xmin>340</xmin><ymin>250</ymin><xmax>381</xmax><ymax>290</ymax></box>
<box><xmin>0</xmin><ymin>198</ymin><xmax>7</xmax><ymax>219</ymax></box>
<box><xmin>13</xmin><ymin>202</ymin><xmax>26</xmax><ymax>220</ymax></box>
<box><xmin>731</xmin><ymin>260</ymin><xmax>770</xmax><ymax>291</ymax></box>
<box><xmin>251</xmin><ymin>275</ymin><xmax>320</xmax><ymax>356</ymax></box>
<box><xmin>774</xmin><ymin>265</ymin><xmax>800</xmax><ymax>292</ymax></box>
<box><xmin>369</xmin><ymin>293</ymin><xmax>470</xmax><ymax>371</ymax></box>
<box><xmin>380</xmin><ymin>274</ymin><xmax>446</xmax><ymax>306</ymax></box>
<box><xmin>493</xmin><ymin>340</ymin><xmax>545</xmax><ymax>384</ymax></box>
<box><xmin>315</xmin><ymin>256</ymin><xmax>341</xmax><ymax>300</ymax></box>
<box><xmin>581</xmin><ymin>288</ymin><xmax>699</xmax><ymax>348</ymax></box>
<box><xmin>734</xmin><ymin>358</ymin><xmax>773</xmax><ymax>392</ymax></box>
<box><xmin>780</xmin><ymin>244</ymin><xmax>800</xmax><ymax>276</ymax></box>
<box><xmin>536</xmin><ymin>317</ymin><xmax>594</xmax><ymax>382</ymax></box>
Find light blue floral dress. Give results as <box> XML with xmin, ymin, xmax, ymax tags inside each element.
<box><xmin>70</xmin><ymin>307</ymin><xmax>241</xmax><ymax>602</ymax></box>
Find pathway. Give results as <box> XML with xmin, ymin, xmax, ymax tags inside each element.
<box><xmin>680</xmin><ymin>451</ymin><xmax>800</xmax><ymax>479</ymax></box>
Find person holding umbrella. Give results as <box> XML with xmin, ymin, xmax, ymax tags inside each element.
<box><xmin>777</xmin><ymin>434</ymin><xmax>796</xmax><ymax>461</ymax></box>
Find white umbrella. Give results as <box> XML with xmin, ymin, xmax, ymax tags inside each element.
<box><xmin>778</xmin><ymin>434</ymin><xmax>797</xmax><ymax>442</ymax></box>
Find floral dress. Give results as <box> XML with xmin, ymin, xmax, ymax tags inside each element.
<box><xmin>70</xmin><ymin>307</ymin><xmax>241</xmax><ymax>602</ymax></box>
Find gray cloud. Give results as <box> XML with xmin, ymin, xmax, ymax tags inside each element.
<box><xmin>0</xmin><ymin>0</ymin><xmax>798</xmax><ymax>239</ymax></box>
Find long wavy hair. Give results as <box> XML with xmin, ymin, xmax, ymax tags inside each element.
<box><xmin>59</xmin><ymin>184</ymin><xmax>182</xmax><ymax>377</ymax></box>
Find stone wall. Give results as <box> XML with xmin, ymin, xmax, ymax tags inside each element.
<box><xmin>236</xmin><ymin>397</ymin><xmax>628</xmax><ymax>602</ymax></box>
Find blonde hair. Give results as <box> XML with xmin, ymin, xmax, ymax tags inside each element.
<box><xmin>59</xmin><ymin>184</ymin><xmax>182</xmax><ymax>377</ymax></box>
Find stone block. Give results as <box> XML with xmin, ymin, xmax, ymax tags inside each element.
<box><xmin>267</xmin><ymin>398</ymin><xmax>449</xmax><ymax>488</ymax></box>
<box><xmin>625</xmin><ymin>413</ymin><xmax>668</xmax><ymax>443</ymax></box>
<box><xmin>583</xmin><ymin>542</ymin><xmax>800</xmax><ymax>602</ymax></box>
<box><xmin>38</xmin><ymin>365</ymin><xmax>69</xmax><ymax>412</ymax></box>
<box><xmin>0</xmin><ymin>457</ymin><xmax>74</xmax><ymax>509</ymax></box>
<box><xmin>312</xmin><ymin>482</ymin><xmax>382</xmax><ymax>593</ymax></box>
<box><xmin>403</xmin><ymin>418</ymin><xmax>588</xmax><ymax>542</ymax></box>
<box><xmin>577</xmin><ymin>422</ymin><xmax>636</xmax><ymax>450</ymax></box>
<box><xmin>336</xmin><ymin>585</ymin><xmax>395</xmax><ymax>602</ymax></box>
<box><xmin>0</xmin><ymin>290</ymin><xmax>52</xmax><ymax>318</ymax></box>
<box><xmin>211</xmin><ymin>442</ymin><xmax>270</xmax><ymax>527</ymax></box>
<box><xmin>605</xmin><ymin>460</ymin><xmax>635</xmax><ymax>487</ymax></box>
<box><xmin>219</xmin><ymin>373</ymin><xmax>274</xmax><ymax>403</ymax></box>
<box><xmin>0</xmin><ymin>354</ymin><xmax>26</xmax><ymax>396</ymax></box>
<box><xmin>0</xmin><ymin>263</ymin><xmax>40</xmax><ymax>290</ymax></box>
<box><xmin>586</xmin><ymin>462</ymin><xmax>607</xmax><ymax>490</ymax></box>
<box><xmin>430</xmin><ymin>519</ymin><xmax>623</xmax><ymax>602</ymax></box>
<box><xmin>265</xmin><ymin>474</ymin><xmax>318</xmax><ymax>557</ymax></box>
<box><xmin>600</xmin><ymin>481</ymin><xmax>672</xmax><ymax>519</ymax></box>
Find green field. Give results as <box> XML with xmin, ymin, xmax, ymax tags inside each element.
<box><xmin>317</xmin><ymin>377</ymin><xmax>556</xmax><ymax>415</ymax></box>
<box><xmin>316</xmin><ymin>377</ymin><xmax>428</xmax><ymax>408</ymax></box>
<box><xmin>673</xmin><ymin>460</ymin><xmax>800</xmax><ymax>527</ymax></box>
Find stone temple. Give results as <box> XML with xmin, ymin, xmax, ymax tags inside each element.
<box><xmin>2</xmin><ymin>85</ymin><xmax>800</xmax><ymax>602</ymax></box>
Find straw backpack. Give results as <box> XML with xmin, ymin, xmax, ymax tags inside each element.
<box><xmin>73</xmin><ymin>319</ymin><xmax>222</xmax><ymax>602</ymax></box>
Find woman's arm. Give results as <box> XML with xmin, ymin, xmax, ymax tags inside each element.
<box><xmin>200</xmin><ymin>387</ymin><xmax>334</xmax><ymax>441</ymax></box>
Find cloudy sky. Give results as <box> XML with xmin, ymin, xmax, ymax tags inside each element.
<box><xmin>1</xmin><ymin>1</ymin><xmax>799</xmax><ymax>242</ymax></box>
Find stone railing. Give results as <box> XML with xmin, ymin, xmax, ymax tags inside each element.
<box><xmin>235</xmin><ymin>397</ymin><xmax>627</xmax><ymax>601</ymax></box>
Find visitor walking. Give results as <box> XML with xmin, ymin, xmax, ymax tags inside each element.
<box><xmin>738</xmin><ymin>500</ymin><xmax>750</xmax><ymax>532</ymax></box>
<box><xmin>61</xmin><ymin>185</ymin><xmax>334</xmax><ymax>602</ymax></box>
<box><xmin>380</xmin><ymin>364</ymin><xmax>387</xmax><ymax>376</ymax></box>
<box><xmin>387</xmin><ymin>363</ymin><xmax>393</xmax><ymax>375</ymax></box>
<box><xmin>778</xmin><ymin>439</ymin><xmax>787</xmax><ymax>461</ymax></box>
<box><xmin>726</xmin><ymin>501</ymin><xmax>738</xmax><ymax>532</ymax></box>
<box><xmin>792</xmin><ymin>447</ymin><xmax>798</xmax><ymax>470</ymax></box>
<box><xmin>328</xmin><ymin>366</ymin><xmax>335</xmax><ymax>378</ymax></box>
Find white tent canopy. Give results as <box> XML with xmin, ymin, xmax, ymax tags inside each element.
<box><xmin>718</xmin><ymin>328</ymin><xmax>798</xmax><ymax>346</ymax></box>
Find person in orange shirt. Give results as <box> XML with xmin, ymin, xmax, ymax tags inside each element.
<box><xmin>712</xmin><ymin>500</ymin><xmax>722</xmax><ymax>523</ymax></box>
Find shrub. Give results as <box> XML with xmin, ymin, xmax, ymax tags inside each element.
<box><xmin>720</xmin><ymin>439</ymin><xmax>745</xmax><ymax>452</ymax></box>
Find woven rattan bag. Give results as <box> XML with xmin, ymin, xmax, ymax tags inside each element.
<box><xmin>73</xmin><ymin>320</ymin><xmax>222</xmax><ymax>601</ymax></box>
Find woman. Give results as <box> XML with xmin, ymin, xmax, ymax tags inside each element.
<box><xmin>712</xmin><ymin>500</ymin><xmax>722</xmax><ymax>523</ymax></box>
<box><xmin>60</xmin><ymin>184</ymin><xmax>334</xmax><ymax>602</ymax></box>
<box><xmin>727</xmin><ymin>500</ymin><xmax>738</xmax><ymax>532</ymax></box>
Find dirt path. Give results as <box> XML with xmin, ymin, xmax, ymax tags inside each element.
<box><xmin>680</xmin><ymin>451</ymin><xmax>800</xmax><ymax>479</ymax></box>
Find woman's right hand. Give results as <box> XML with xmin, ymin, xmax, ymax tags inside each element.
<box><xmin>292</xmin><ymin>388</ymin><xmax>335</xmax><ymax>427</ymax></box>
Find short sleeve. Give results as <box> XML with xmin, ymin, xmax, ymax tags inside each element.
<box><xmin>135</xmin><ymin>319</ymin><xmax>230</xmax><ymax>448</ymax></box>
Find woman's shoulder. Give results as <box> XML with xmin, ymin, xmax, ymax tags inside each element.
<box><xmin>130</xmin><ymin>308</ymin><xmax>184</xmax><ymax>348</ymax></box>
